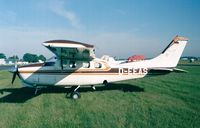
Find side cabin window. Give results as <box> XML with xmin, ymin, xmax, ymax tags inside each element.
<box><xmin>62</xmin><ymin>60</ymin><xmax>77</xmax><ymax>69</ymax></box>
<box><xmin>61</xmin><ymin>56</ymin><xmax>91</xmax><ymax>70</ymax></box>
<box><xmin>61</xmin><ymin>59</ymin><xmax>81</xmax><ymax>70</ymax></box>
<box><xmin>94</xmin><ymin>62</ymin><xmax>102</xmax><ymax>68</ymax></box>
<box><xmin>82</xmin><ymin>61</ymin><xmax>90</xmax><ymax>68</ymax></box>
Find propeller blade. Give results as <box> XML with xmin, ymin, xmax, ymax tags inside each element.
<box><xmin>11</xmin><ymin>64</ymin><xmax>19</xmax><ymax>84</ymax></box>
<box><xmin>12</xmin><ymin>72</ymin><xmax>17</xmax><ymax>84</ymax></box>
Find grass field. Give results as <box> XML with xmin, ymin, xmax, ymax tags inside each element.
<box><xmin>0</xmin><ymin>66</ymin><xmax>200</xmax><ymax>128</ymax></box>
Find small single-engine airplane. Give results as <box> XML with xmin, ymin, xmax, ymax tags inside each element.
<box><xmin>11</xmin><ymin>36</ymin><xmax>188</xmax><ymax>99</ymax></box>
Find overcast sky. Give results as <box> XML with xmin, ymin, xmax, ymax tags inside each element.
<box><xmin>0</xmin><ymin>0</ymin><xmax>200</xmax><ymax>59</ymax></box>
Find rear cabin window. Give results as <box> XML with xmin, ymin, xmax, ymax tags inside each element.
<box><xmin>94</xmin><ymin>62</ymin><xmax>102</xmax><ymax>68</ymax></box>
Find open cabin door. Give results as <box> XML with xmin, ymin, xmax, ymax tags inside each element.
<box><xmin>42</xmin><ymin>40</ymin><xmax>95</xmax><ymax>70</ymax></box>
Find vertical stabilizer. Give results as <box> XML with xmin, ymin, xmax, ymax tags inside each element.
<box><xmin>149</xmin><ymin>36</ymin><xmax>188</xmax><ymax>68</ymax></box>
<box><xmin>120</xmin><ymin>36</ymin><xmax>188</xmax><ymax>69</ymax></box>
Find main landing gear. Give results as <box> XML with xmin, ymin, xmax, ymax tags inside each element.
<box><xmin>33</xmin><ymin>85</ymin><xmax>99</xmax><ymax>100</ymax></box>
<box><xmin>69</xmin><ymin>85</ymin><xmax>96</xmax><ymax>99</ymax></box>
<box><xmin>70</xmin><ymin>85</ymin><xmax>81</xmax><ymax>99</ymax></box>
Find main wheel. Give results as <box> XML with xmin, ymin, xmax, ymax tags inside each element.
<box><xmin>71</xmin><ymin>92</ymin><xmax>81</xmax><ymax>99</ymax></box>
<box><xmin>103</xmin><ymin>80</ymin><xmax>108</xmax><ymax>86</ymax></box>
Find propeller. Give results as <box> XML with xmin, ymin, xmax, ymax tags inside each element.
<box><xmin>11</xmin><ymin>64</ymin><xmax>19</xmax><ymax>84</ymax></box>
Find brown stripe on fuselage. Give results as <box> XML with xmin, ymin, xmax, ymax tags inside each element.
<box><xmin>18</xmin><ymin>68</ymin><xmax>146</xmax><ymax>76</ymax></box>
<box><xmin>19</xmin><ymin>72</ymin><xmax>145</xmax><ymax>76</ymax></box>
<box><xmin>19</xmin><ymin>68</ymin><xmax>119</xmax><ymax>74</ymax></box>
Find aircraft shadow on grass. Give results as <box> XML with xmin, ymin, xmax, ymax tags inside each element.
<box><xmin>0</xmin><ymin>83</ymin><xmax>144</xmax><ymax>103</ymax></box>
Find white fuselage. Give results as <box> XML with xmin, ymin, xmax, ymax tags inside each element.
<box><xmin>18</xmin><ymin>58</ymin><xmax>148</xmax><ymax>87</ymax></box>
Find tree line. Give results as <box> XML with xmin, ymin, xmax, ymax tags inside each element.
<box><xmin>0</xmin><ymin>53</ymin><xmax>46</xmax><ymax>63</ymax></box>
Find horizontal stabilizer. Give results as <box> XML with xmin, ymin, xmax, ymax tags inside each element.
<box><xmin>173</xmin><ymin>68</ymin><xmax>188</xmax><ymax>73</ymax></box>
<box><xmin>148</xmin><ymin>67</ymin><xmax>188</xmax><ymax>76</ymax></box>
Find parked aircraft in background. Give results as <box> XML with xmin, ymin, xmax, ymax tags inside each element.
<box><xmin>11</xmin><ymin>36</ymin><xmax>188</xmax><ymax>99</ymax></box>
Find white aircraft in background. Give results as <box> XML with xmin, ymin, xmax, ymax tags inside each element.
<box><xmin>11</xmin><ymin>36</ymin><xmax>188</xmax><ymax>99</ymax></box>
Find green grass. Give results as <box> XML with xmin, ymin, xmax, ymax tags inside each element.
<box><xmin>0</xmin><ymin>66</ymin><xmax>200</xmax><ymax>128</ymax></box>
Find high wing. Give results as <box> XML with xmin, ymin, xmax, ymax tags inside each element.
<box><xmin>43</xmin><ymin>40</ymin><xmax>95</xmax><ymax>61</ymax></box>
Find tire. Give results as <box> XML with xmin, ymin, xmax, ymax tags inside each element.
<box><xmin>103</xmin><ymin>80</ymin><xmax>108</xmax><ymax>86</ymax></box>
<box><xmin>71</xmin><ymin>92</ymin><xmax>81</xmax><ymax>99</ymax></box>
